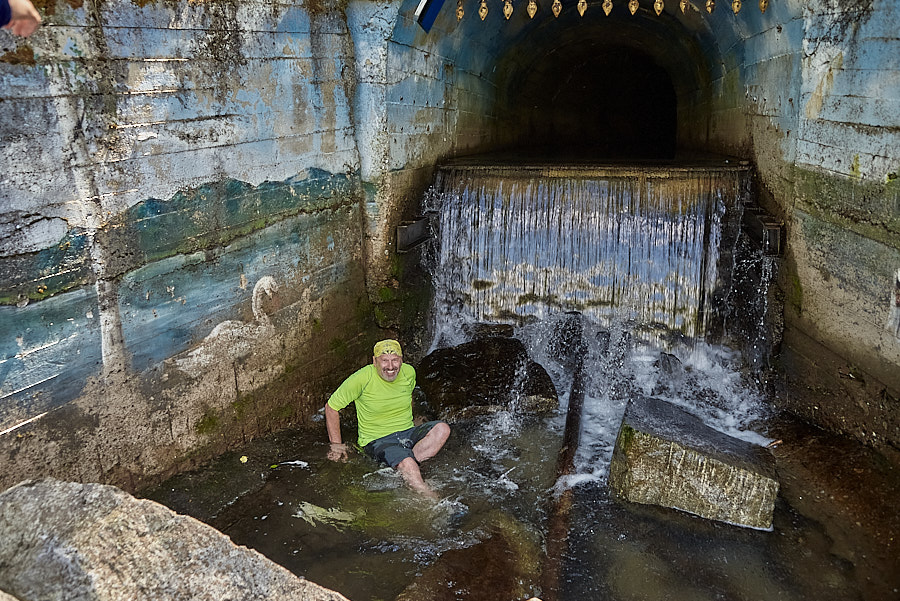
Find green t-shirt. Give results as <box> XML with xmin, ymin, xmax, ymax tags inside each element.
<box><xmin>326</xmin><ymin>363</ymin><xmax>416</xmax><ymax>447</ymax></box>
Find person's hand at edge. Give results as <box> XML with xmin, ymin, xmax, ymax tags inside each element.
<box><xmin>3</xmin><ymin>0</ymin><xmax>41</xmax><ymax>37</ymax></box>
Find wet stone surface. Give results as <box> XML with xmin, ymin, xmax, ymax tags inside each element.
<box><xmin>417</xmin><ymin>336</ymin><xmax>559</xmax><ymax>421</ymax></box>
<box><xmin>145</xmin><ymin>317</ymin><xmax>900</xmax><ymax>601</ymax></box>
<box><xmin>145</xmin><ymin>410</ymin><xmax>900</xmax><ymax>601</ymax></box>
<box><xmin>609</xmin><ymin>396</ymin><xmax>778</xmax><ymax>530</ymax></box>
<box><xmin>562</xmin><ymin>414</ymin><xmax>900</xmax><ymax>601</ymax></box>
<box><xmin>1</xmin><ymin>479</ymin><xmax>348</xmax><ymax>601</ymax></box>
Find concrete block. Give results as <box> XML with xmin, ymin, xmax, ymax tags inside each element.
<box><xmin>609</xmin><ymin>396</ymin><xmax>778</xmax><ymax>530</ymax></box>
<box><xmin>0</xmin><ymin>479</ymin><xmax>348</xmax><ymax>601</ymax></box>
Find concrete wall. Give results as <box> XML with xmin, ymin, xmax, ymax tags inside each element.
<box><xmin>348</xmin><ymin>0</ymin><xmax>504</xmax><ymax>301</ymax></box>
<box><xmin>0</xmin><ymin>0</ymin><xmax>507</xmax><ymax>492</ymax></box>
<box><xmin>379</xmin><ymin>0</ymin><xmax>900</xmax><ymax>454</ymax></box>
<box><xmin>735</xmin><ymin>0</ymin><xmax>900</xmax><ymax>455</ymax></box>
<box><xmin>0</xmin><ymin>0</ymin><xmax>381</xmax><ymax>491</ymax></box>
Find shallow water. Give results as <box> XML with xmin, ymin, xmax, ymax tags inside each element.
<box><xmin>146</xmin><ymin>315</ymin><xmax>900</xmax><ymax>600</ymax></box>
<box><xmin>151</xmin><ymin>409</ymin><xmax>562</xmax><ymax>601</ymax></box>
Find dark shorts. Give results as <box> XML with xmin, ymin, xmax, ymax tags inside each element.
<box><xmin>363</xmin><ymin>421</ymin><xmax>444</xmax><ymax>468</ymax></box>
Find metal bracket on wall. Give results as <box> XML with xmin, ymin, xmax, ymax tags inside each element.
<box><xmin>396</xmin><ymin>213</ymin><xmax>436</xmax><ymax>254</ymax></box>
<box><xmin>742</xmin><ymin>205</ymin><xmax>784</xmax><ymax>256</ymax></box>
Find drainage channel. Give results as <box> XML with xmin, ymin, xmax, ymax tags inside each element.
<box><xmin>542</xmin><ymin>313</ymin><xmax>587</xmax><ymax>601</ymax></box>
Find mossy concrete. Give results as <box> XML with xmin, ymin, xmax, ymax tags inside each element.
<box><xmin>0</xmin><ymin>251</ymin><xmax>383</xmax><ymax>494</ymax></box>
<box><xmin>1</xmin><ymin>0</ymin><xmax>899</xmax><ymax>496</ymax></box>
<box><xmin>775</xmin><ymin>205</ymin><xmax>900</xmax><ymax>456</ymax></box>
<box><xmin>609</xmin><ymin>396</ymin><xmax>779</xmax><ymax>530</ymax></box>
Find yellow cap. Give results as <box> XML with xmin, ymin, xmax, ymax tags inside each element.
<box><xmin>373</xmin><ymin>339</ymin><xmax>402</xmax><ymax>357</ymax></box>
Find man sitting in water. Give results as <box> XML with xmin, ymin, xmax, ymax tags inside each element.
<box><xmin>325</xmin><ymin>339</ymin><xmax>451</xmax><ymax>498</ymax></box>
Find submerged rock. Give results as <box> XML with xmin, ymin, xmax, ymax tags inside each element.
<box><xmin>0</xmin><ymin>479</ymin><xmax>348</xmax><ymax>601</ymax></box>
<box><xmin>395</xmin><ymin>511</ymin><xmax>542</xmax><ymax>601</ymax></box>
<box><xmin>651</xmin><ymin>352</ymin><xmax>686</xmax><ymax>396</ymax></box>
<box><xmin>417</xmin><ymin>336</ymin><xmax>558</xmax><ymax>421</ymax></box>
<box><xmin>608</xmin><ymin>396</ymin><xmax>778</xmax><ymax>530</ymax></box>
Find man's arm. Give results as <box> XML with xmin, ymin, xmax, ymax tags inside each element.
<box><xmin>324</xmin><ymin>404</ymin><xmax>348</xmax><ymax>462</ymax></box>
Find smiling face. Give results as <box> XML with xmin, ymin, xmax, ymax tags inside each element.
<box><xmin>374</xmin><ymin>352</ymin><xmax>402</xmax><ymax>382</ymax></box>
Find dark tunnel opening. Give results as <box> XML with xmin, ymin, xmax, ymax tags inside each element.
<box><xmin>509</xmin><ymin>45</ymin><xmax>678</xmax><ymax>160</ymax></box>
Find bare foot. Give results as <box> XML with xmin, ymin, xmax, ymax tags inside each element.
<box><xmin>396</xmin><ymin>457</ymin><xmax>439</xmax><ymax>499</ymax></box>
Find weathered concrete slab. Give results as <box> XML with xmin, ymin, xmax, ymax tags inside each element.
<box><xmin>608</xmin><ymin>396</ymin><xmax>778</xmax><ymax>530</ymax></box>
<box><xmin>0</xmin><ymin>479</ymin><xmax>348</xmax><ymax>601</ymax></box>
<box><xmin>417</xmin><ymin>336</ymin><xmax>558</xmax><ymax>421</ymax></box>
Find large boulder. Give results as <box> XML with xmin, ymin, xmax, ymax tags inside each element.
<box><xmin>608</xmin><ymin>396</ymin><xmax>779</xmax><ymax>530</ymax></box>
<box><xmin>417</xmin><ymin>336</ymin><xmax>558</xmax><ymax>421</ymax></box>
<box><xmin>0</xmin><ymin>479</ymin><xmax>348</xmax><ymax>601</ymax></box>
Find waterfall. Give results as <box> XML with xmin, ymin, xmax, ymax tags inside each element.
<box><xmin>423</xmin><ymin>160</ymin><xmax>773</xmax><ymax>487</ymax></box>
<box><xmin>427</xmin><ymin>164</ymin><xmax>750</xmax><ymax>350</ymax></box>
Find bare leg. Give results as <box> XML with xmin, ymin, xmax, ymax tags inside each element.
<box><xmin>412</xmin><ymin>422</ymin><xmax>451</xmax><ymax>463</ymax></box>
<box><xmin>396</xmin><ymin>457</ymin><xmax>438</xmax><ymax>499</ymax></box>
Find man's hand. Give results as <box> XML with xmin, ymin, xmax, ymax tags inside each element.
<box><xmin>4</xmin><ymin>0</ymin><xmax>41</xmax><ymax>37</ymax></box>
<box><xmin>324</xmin><ymin>404</ymin><xmax>347</xmax><ymax>461</ymax></box>
<box><xmin>327</xmin><ymin>442</ymin><xmax>349</xmax><ymax>462</ymax></box>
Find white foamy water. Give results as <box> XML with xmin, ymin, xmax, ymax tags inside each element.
<box><xmin>519</xmin><ymin>314</ymin><xmax>772</xmax><ymax>490</ymax></box>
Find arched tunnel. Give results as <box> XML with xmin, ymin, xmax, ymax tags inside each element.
<box><xmin>382</xmin><ymin>0</ymin><xmax>735</xmax><ymax>164</ymax></box>
<box><xmin>492</xmin><ymin>13</ymin><xmax>703</xmax><ymax>159</ymax></box>
<box><xmin>502</xmin><ymin>41</ymin><xmax>679</xmax><ymax>158</ymax></box>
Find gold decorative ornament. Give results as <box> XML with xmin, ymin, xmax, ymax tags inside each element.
<box><xmin>578</xmin><ymin>0</ymin><xmax>587</xmax><ymax>14</ymax></box>
<box><xmin>457</xmin><ymin>0</ymin><xmax>464</xmax><ymax>19</ymax></box>
<box><xmin>527</xmin><ymin>0</ymin><xmax>538</xmax><ymax>17</ymax></box>
<box><xmin>705</xmin><ymin>0</ymin><xmax>714</xmax><ymax>12</ymax></box>
<box><xmin>479</xmin><ymin>0</ymin><xmax>488</xmax><ymax>19</ymax></box>
<box><xmin>629</xmin><ymin>0</ymin><xmax>639</xmax><ymax>13</ymax></box>
<box><xmin>552</xmin><ymin>0</ymin><xmax>562</xmax><ymax>16</ymax></box>
<box><xmin>758</xmin><ymin>0</ymin><xmax>767</xmax><ymax>12</ymax></box>
<box><xmin>504</xmin><ymin>0</ymin><xmax>514</xmax><ymax>18</ymax></box>
<box><xmin>603</xmin><ymin>0</ymin><xmax>613</xmax><ymax>14</ymax></box>
<box><xmin>654</xmin><ymin>0</ymin><xmax>663</xmax><ymax>14</ymax></box>
<box><xmin>679</xmin><ymin>0</ymin><xmax>687</xmax><ymax>12</ymax></box>
<box><xmin>731</xmin><ymin>0</ymin><xmax>740</xmax><ymax>12</ymax></box>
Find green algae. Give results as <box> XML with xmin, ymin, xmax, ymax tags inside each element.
<box><xmin>196</xmin><ymin>409</ymin><xmax>221</xmax><ymax>436</ymax></box>
<box><xmin>231</xmin><ymin>396</ymin><xmax>254</xmax><ymax>422</ymax></box>
<box><xmin>789</xmin><ymin>274</ymin><xmax>803</xmax><ymax>313</ymax></box>
<box><xmin>377</xmin><ymin>286</ymin><xmax>397</xmax><ymax>302</ymax></box>
<box><xmin>791</xmin><ymin>165</ymin><xmax>899</xmax><ymax>251</ymax></box>
<box><xmin>329</xmin><ymin>337</ymin><xmax>349</xmax><ymax>357</ymax></box>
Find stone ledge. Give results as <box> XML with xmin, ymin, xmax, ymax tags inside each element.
<box><xmin>608</xmin><ymin>396</ymin><xmax>778</xmax><ymax>530</ymax></box>
<box><xmin>0</xmin><ymin>479</ymin><xmax>348</xmax><ymax>601</ymax></box>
